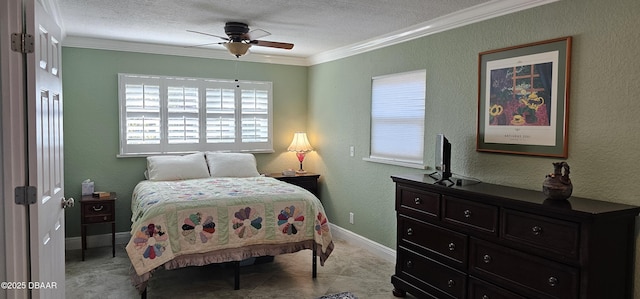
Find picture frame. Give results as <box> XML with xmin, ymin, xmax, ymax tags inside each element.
<box><xmin>476</xmin><ymin>36</ymin><xmax>571</xmax><ymax>158</ymax></box>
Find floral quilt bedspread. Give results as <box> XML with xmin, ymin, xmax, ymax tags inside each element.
<box><xmin>125</xmin><ymin>176</ymin><xmax>334</xmax><ymax>276</ymax></box>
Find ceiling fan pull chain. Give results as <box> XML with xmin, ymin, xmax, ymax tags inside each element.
<box><xmin>235</xmin><ymin>60</ymin><xmax>240</xmax><ymax>88</ymax></box>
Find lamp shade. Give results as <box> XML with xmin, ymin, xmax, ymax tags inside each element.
<box><xmin>287</xmin><ymin>132</ymin><xmax>313</xmax><ymax>152</ymax></box>
<box><xmin>224</xmin><ymin>42</ymin><xmax>251</xmax><ymax>57</ymax></box>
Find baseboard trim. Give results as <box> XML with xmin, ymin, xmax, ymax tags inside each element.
<box><xmin>329</xmin><ymin>224</ymin><xmax>396</xmax><ymax>263</ymax></box>
<box><xmin>65</xmin><ymin>225</ymin><xmax>397</xmax><ymax>264</ymax></box>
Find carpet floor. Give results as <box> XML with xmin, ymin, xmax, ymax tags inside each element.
<box><xmin>65</xmin><ymin>238</ymin><xmax>417</xmax><ymax>299</ymax></box>
<box><xmin>317</xmin><ymin>291</ymin><xmax>358</xmax><ymax>299</ymax></box>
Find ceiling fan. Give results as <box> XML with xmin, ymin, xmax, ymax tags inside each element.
<box><xmin>188</xmin><ymin>22</ymin><xmax>294</xmax><ymax>58</ymax></box>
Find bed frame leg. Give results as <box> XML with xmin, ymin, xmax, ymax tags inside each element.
<box><xmin>234</xmin><ymin>261</ymin><xmax>240</xmax><ymax>290</ymax></box>
<box><xmin>312</xmin><ymin>242</ymin><xmax>317</xmax><ymax>278</ymax></box>
<box><xmin>141</xmin><ymin>287</ymin><xmax>147</xmax><ymax>299</ymax></box>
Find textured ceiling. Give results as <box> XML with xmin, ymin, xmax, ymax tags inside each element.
<box><xmin>57</xmin><ymin>0</ymin><xmax>557</xmax><ymax>62</ymax></box>
<box><xmin>58</xmin><ymin>0</ymin><xmax>491</xmax><ymax>58</ymax></box>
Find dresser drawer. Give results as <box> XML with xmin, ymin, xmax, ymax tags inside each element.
<box><xmin>470</xmin><ymin>238</ymin><xmax>578</xmax><ymax>299</ymax></box>
<box><xmin>82</xmin><ymin>201</ymin><xmax>115</xmax><ymax>224</ymax></box>
<box><xmin>502</xmin><ymin>209</ymin><xmax>579</xmax><ymax>259</ymax></box>
<box><xmin>443</xmin><ymin>196</ymin><xmax>498</xmax><ymax>235</ymax></box>
<box><xmin>398</xmin><ymin>247</ymin><xmax>467</xmax><ymax>298</ymax></box>
<box><xmin>399</xmin><ymin>215</ymin><xmax>467</xmax><ymax>267</ymax></box>
<box><xmin>398</xmin><ymin>187</ymin><xmax>440</xmax><ymax>220</ymax></box>
<box><xmin>468</xmin><ymin>277</ymin><xmax>526</xmax><ymax>299</ymax></box>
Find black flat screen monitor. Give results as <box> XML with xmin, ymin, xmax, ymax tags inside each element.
<box><xmin>435</xmin><ymin>133</ymin><xmax>452</xmax><ymax>181</ymax></box>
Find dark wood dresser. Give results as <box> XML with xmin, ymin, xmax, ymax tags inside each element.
<box><xmin>391</xmin><ymin>174</ymin><xmax>639</xmax><ymax>299</ymax></box>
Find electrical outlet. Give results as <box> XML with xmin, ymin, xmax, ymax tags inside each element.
<box><xmin>349</xmin><ymin>212</ymin><xmax>354</xmax><ymax>224</ymax></box>
<box><xmin>349</xmin><ymin>146</ymin><xmax>355</xmax><ymax>157</ymax></box>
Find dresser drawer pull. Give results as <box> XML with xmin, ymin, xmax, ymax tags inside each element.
<box><xmin>464</xmin><ymin>209</ymin><xmax>471</xmax><ymax>218</ymax></box>
<box><xmin>532</xmin><ymin>226</ymin><xmax>543</xmax><ymax>235</ymax></box>
<box><xmin>548</xmin><ymin>276</ymin><xmax>558</xmax><ymax>287</ymax></box>
<box><xmin>448</xmin><ymin>242</ymin><xmax>455</xmax><ymax>251</ymax></box>
<box><xmin>482</xmin><ymin>296</ymin><xmax>490</xmax><ymax>299</ymax></box>
<box><xmin>406</xmin><ymin>228</ymin><xmax>413</xmax><ymax>236</ymax></box>
<box><xmin>406</xmin><ymin>260</ymin><xmax>413</xmax><ymax>268</ymax></box>
<box><xmin>483</xmin><ymin>254</ymin><xmax>492</xmax><ymax>263</ymax></box>
<box><xmin>447</xmin><ymin>279</ymin><xmax>455</xmax><ymax>288</ymax></box>
<box><xmin>414</xmin><ymin>197</ymin><xmax>421</xmax><ymax>205</ymax></box>
<box><xmin>92</xmin><ymin>205</ymin><xmax>104</xmax><ymax>212</ymax></box>
<box><xmin>103</xmin><ymin>216</ymin><xmax>107</xmax><ymax>221</ymax></box>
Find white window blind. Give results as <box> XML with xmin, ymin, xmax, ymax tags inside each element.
<box><xmin>369</xmin><ymin>70</ymin><xmax>426</xmax><ymax>166</ymax></box>
<box><xmin>118</xmin><ymin>74</ymin><xmax>273</xmax><ymax>156</ymax></box>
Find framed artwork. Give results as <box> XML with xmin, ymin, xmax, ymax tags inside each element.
<box><xmin>476</xmin><ymin>36</ymin><xmax>571</xmax><ymax>157</ymax></box>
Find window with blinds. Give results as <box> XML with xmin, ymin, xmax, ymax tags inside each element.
<box><xmin>118</xmin><ymin>74</ymin><xmax>273</xmax><ymax>156</ymax></box>
<box><xmin>367</xmin><ymin>70</ymin><xmax>426</xmax><ymax>167</ymax></box>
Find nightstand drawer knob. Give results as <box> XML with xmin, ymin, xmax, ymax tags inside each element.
<box><xmin>464</xmin><ymin>209</ymin><xmax>472</xmax><ymax>218</ymax></box>
<box><xmin>532</xmin><ymin>226</ymin><xmax>543</xmax><ymax>235</ymax></box>
<box><xmin>483</xmin><ymin>254</ymin><xmax>492</xmax><ymax>263</ymax></box>
<box><xmin>406</xmin><ymin>260</ymin><xmax>413</xmax><ymax>268</ymax></box>
<box><xmin>448</xmin><ymin>242</ymin><xmax>455</xmax><ymax>251</ymax></box>
<box><xmin>406</xmin><ymin>228</ymin><xmax>414</xmax><ymax>236</ymax></box>
<box><xmin>482</xmin><ymin>295</ymin><xmax>490</xmax><ymax>299</ymax></box>
<box><xmin>92</xmin><ymin>205</ymin><xmax>104</xmax><ymax>212</ymax></box>
<box><xmin>447</xmin><ymin>279</ymin><xmax>455</xmax><ymax>288</ymax></box>
<box><xmin>548</xmin><ymin>276</ymin><xmax>558</xmax><ymax>287</ymax></box>
<box><xmin>414</xmin><ymin>197</ymin><xmax>421</xmax><ymax>205</ymax></box>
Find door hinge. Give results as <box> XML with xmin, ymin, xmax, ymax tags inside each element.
<box><xmin>15</xmin><ymin>186</ymin><xmax>37</xmax><ymax>205</ymax></box>
<box><xmin>11</xmin><ymin>33</ymin><xmax>34</xmax><ymax>54</ymax></box>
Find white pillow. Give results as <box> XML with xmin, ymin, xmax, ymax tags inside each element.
<box><xmin>147</xmin><ymin>152</ymin><xmax>210</xmax><ymax>181</ymax></box>
<box><xmin>205</xmin><ymin>152</ymin><xmax>260</xmax><ymax>177</ymax></box>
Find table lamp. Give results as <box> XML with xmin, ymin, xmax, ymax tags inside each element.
<box><xmin>287</xmin><ymin>132</ymin><xmax>313</xmax><ymax>173</ymax></box>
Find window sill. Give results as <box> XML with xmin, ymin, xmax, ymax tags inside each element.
<box><xmin>117</xmin><ymin>149</ymin><xmax>275</xmax><ymax>158</ymax></box>
<box><xmin>363</xmin><ymin>157</ymin><xmax>426</xmax><ymax>169</ymax></box>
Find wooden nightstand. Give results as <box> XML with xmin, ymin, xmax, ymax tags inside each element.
<box><xmin>267</xmin><ymin>173</ymin><xmax>320</xmax><ymax>197</ymax></box>
<box><xmin>80</xmin><ymin>192</ymin><xmax>116</xmax><ymax>261</ymax></box>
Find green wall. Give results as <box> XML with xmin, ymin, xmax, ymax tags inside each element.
<box><xmin>63</xmin><ymin>0</ymin><xmax>640</xmax><ymax>294</ymax></box>
<box><xmin>308</xmin><ymin>0</ymin><xmax>640</xmax><ymax>295</ymax></box>
<box><xmin>62</xmin><ymin>48</ymin><xmax>308</xmax><ymax>237</ymax></box>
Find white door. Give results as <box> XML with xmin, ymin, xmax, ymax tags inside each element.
<box><xmin>2</xmin><ymin>0</ymin><xmax>66</xmax><ymax>297</ymax></box>
<box><xmin>1</xmin><ymin>0</ymin><xmax>67</xmax><ymax>298</ymax></box>
<box><xmin>27</xmin><ymin>0</ymin><xmax>66</xmax><ymax>298</ymax></box>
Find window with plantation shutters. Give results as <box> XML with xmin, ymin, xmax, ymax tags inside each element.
<box><xmin>118</xmin><ymin>74</ymin><xmax>273</xmax><ymax>156</ymax></box>
<box><xmin>205</xmin><ymin>87</ymin><xmax>236</xmax><ymax>143</ymax></box>
<box><xmin>366</xmin><ymin>70</ymin><xmax>426</xmax><ymax>168</ymax></box>
<box><xmin>241</xmin><ymin>88</ymin><xmax>269</xmax><ymax>142</ymax></box>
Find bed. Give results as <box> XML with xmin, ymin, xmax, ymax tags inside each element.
<box><xmin>125</xmin><ymin>152</ymin><xmax>335</xmax><ymax>297</ymax></box>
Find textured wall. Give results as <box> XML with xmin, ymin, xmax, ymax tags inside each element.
<box><xmin>61</xmin><ymin>0</ymin><xmax>640</xmax><ymax>294</ymax></box>
<box><xmin>62</xmin><ymin>48</ymin><xmax>308</xmax><ymax>237</ymax></box>
<box><xmin>308</xmin><ymin>0</ymin><xmax>640</xmax><ymax>294</ymax></box>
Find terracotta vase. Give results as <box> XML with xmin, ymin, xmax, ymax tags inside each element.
<box><xmin>542</xmin><ymin>162</ymin><xmax>573</xmax><ymax>200</ymax></box>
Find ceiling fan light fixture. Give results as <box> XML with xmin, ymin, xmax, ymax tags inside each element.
<box><xmin>224</xmin><ymin>42</ymin><xmax>251</xmax><ymax>57</ymax></box>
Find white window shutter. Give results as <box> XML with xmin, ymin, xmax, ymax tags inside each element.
<box><xmin>124</xmin><ymin>83</ymin><xmax>161</xmax><ymax>144</ymax></box>
<box><xmin>205</xmin><ymin>87</ymin><xmax>236</xmax><ymax>143</ymax></box>
<box><xmin>167</xmin><ymin>85</ymin><xmax>199</xmax><ymax>144</ymax></box>
<box><xmin>118</xmin><ymin>74</ymin><xmax>273</xmax><ymax>156</ymax></box>
<box><xmin>241</xmin><ymin>88</ymin><xmax>269</xmax><ymax>142</ymax></box>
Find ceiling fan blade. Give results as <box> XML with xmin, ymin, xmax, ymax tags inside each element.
<box><xmin>246</xmin><ymin>29</ymin><xmax>271</xmax><ymax>40</ymax></box>
<box><xmin>184</xmin><ymin>41</ymin><xmax>224</xmax><ymax>48</ymax></box>
<box><xmin>186</xmin><ymin>29</ymin><xmax>229</xmax><ymax>41</ymax></box>
<box><xmin>251</xmin><ymin>40</ymin><xmax>294</xmax><ymax>50</ymax></box>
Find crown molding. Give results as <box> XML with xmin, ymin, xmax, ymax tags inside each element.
<box><xmin>307</xmin><ymin>0</ymin><xmax>560</xmax><ymax>65</ymax></box>
<box><xmin>62</xmin><ymin>36</ymin><xmax>310</xmax><ymax>66</ymax></box>
<box><xmin>61</xmin><ymin>0</ymin><xmax>559</xmax><ymax>67</ymax></box>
